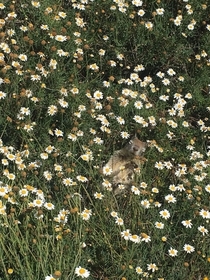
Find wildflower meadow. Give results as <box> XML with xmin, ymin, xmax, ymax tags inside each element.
<box><xmin>0</xmin><ymin>0</ymin><xmax>210</xmax><ymax>279</ymax></box>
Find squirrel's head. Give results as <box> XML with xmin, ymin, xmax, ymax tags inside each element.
<box><xmin>126</xmin><ymin>136</ymin><xmax>147</xmax><ymax>156</ymax></box>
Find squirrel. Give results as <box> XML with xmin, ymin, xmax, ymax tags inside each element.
<box><xmin>103</xmin><ymin>136</ymin><xmax>147</xmax><ymax>195</ymax></box>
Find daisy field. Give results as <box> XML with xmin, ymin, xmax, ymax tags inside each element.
<box><xmin>0</xmin><ymin>0</ymin><xmax>209</xmax><ymax>279</ymax></box>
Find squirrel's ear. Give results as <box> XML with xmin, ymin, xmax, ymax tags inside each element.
<box><xmin>133</xmin><ymin>132</ymin><xmax>138</xmax><ymax>139</ymax></box>
<box><xmin>129</xmin><ymin>135</ymin><xmax>136</xmax><ymax>143</ymax></box>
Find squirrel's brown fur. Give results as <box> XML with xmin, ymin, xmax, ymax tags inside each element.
<box><xmin>103</xmin><ymin>136</ymin><xmax>147</xmax><ymax>194</ymax></box>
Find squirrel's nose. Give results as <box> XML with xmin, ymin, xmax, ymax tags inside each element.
<box><xmin>133</xmin><ymin>146</ymin><xmax>139</xmax><ymax>152</ymax></box>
